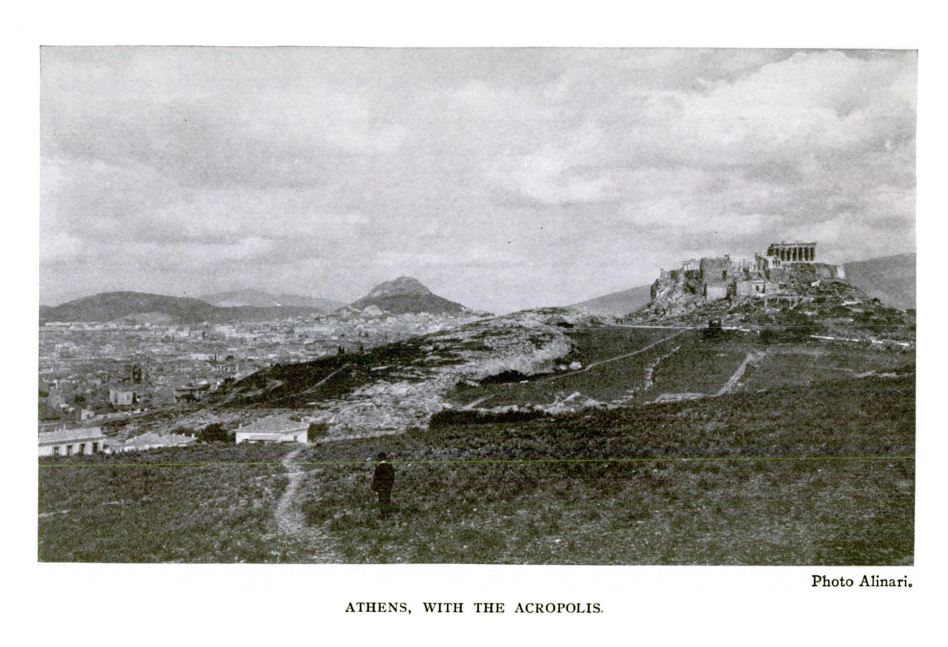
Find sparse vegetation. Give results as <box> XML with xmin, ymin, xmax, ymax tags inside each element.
<box><xmin>38</xmin><ymin>288</ymin><xmax>915</xmax><ymax>565</ymax></box>
<box><xmin>199</xmin><ymin>423</ymin><xmax>230</xmax><ymax>443</ymax></box>
<box><xmin>429</xmin><ymin>408</ymin><xmax>550</xmax><ymax>428</ymax></box>
<box><xmin>40</xmin><ymin>370</ymin><xmax>914</xmax><ymax>564</ymax></box>
<box><xmin>293</xmin><ymin>372</ymin><xmax>914</xmax><ymax>564</ymax></box>
<box><xmin>39</xmin><ymin>445</ymin><xmax>292</xmax><ymax>562</ymax></box>
<box><xmin>308</xmin><ymin>422</ymin><xmax>330</xmax><ymax>441</ymax></box>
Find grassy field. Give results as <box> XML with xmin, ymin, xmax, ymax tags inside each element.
<box><xmin>450</xmin><ymin>328</ymin><xmax>914</xmax><ymax>409</ymax></box>
<box><xmin>39</xmin><ymin>445</ymin><xmax>291</xmax><ymax>562</ymax></box>
<box><xmin>294</xmin><ymin>372</ymin><xmax>914</xmax><ymax>564</ymax></box>
<box><xmin>449</xmin><ymin>327</ymin><xmax>688</xmax><ymax>407</ymax></box>
<box><xmin>38</xmin><ymin>367</ymin><xmax>915</xmax><ymax>564</ymax></box>
<box><xmin>739</xmin><ymin>344</ymin><xmax>913</xmax><ymax>391</ymax></box>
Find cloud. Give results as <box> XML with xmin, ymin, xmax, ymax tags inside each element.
<box><xmin>40</xmin><ymin>48</ymin><xmax>916</xmax><ymax>312</ymax></box>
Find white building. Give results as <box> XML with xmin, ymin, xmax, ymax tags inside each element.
<box><xmin>235</xmin><ymin>416</ymin><xmax>309</xmax><ymax>445</ymax></box>
<box><xmin>115</xmin><ymin>432</ymin><xmax>197</xmax><ymax>453</ymax></box>
<box><xmin>109</xmin><ymin>387</ymin><xmax>135</xmax><ymax>406</ymax></box>
<box><xmin>39</xmin><ymin>427</ymin><xmax>106</xmax><ymax>457</ymax></box>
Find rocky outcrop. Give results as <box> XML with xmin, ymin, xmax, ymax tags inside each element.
<box><xmin>646</xmin><ymin>255</ymin><xmax>849</xmax><ymax>318</ymax></box>
<box><xmin>345</xmin><ymin>276</ymin><xmax>472</xmax><ymax>315</ymax></box>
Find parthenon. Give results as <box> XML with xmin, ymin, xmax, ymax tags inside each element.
<box><xmin>766</xmin><ymin>242</ymin><xmax>816</xmax><ymax>263</ymax></box>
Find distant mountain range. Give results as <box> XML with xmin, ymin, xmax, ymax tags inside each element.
<box><xmin>844</xmin><ymin>253</ymin><xmax>915</xmax><ymax>311</ymax></box>
<box><xmin>200</xmin><ymin>289</ymin><xmax>344</xmax><ymax>312</ymax></box>
<box><xmin>39</xmin><ymin>278</ymin><xmax>474</xmax><ymax>324</ymax></box>
<box><xmin>570</xmin><ymin>284</ymin><xmax>652</xmax><ymax>316</ymax></box>
<box><xmin>345</xmin><ymin>276</ymin><xmax>471</xmax><ymax>315</ymax></box>
<box><xmin>39</xmin><ymin>291</ymin><xmax>323</xmax><ymax>324</ymax></box>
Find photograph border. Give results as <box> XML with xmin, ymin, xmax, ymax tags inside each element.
<box><xmin>10</xmin><ymin>1</ymin><xmax>944</xmax><ymax>643</ymax></box>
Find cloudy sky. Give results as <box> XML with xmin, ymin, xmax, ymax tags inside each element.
<box><xmin>40</xmin><ymin>48</ymin><xmax>916</xmax><ymax>313</ymax></box>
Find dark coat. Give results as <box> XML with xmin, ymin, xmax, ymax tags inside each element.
<box><xmin>372</xmin><ymin>461</ymin><xmax>395</xmax><ymax>493</ymax></box>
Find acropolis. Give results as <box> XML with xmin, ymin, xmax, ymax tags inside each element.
<box><xmin>652</xmin><ymin>241</ymin><xmax>847</xmax><ymax>308</ymax></box>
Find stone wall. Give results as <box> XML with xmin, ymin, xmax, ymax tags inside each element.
<box><xmin>699</xmin><ymin>256</ymin><xmax>730</xmax><ymax>281</ymax></box>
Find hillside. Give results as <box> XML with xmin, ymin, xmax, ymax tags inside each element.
<box><xmin>570</xmin><ymin>284</ymin><xmax>651</xmax><ymax>316</ymax></box>
<box><xmin>38</xmin><ymin>260</ymin><xmax>915</xmax><ymax>566</ymax></box>
<box><xmin>39</xmin><ymin>368</ymin><xmax>915</xmax><ymax>564</ymax></box>
<box><xmin>345</xmin><ymin>276</ymin><xmax>471</xmax><ymax>315</ymax></box>
<box><xmin>844</xmin><ymin>253</ymin><xmax>916</xmax><ymax>311</ymax></box>
<box><xmin>200</xmin><ymin>289</ymin><xmax>344</xmax><ymax>312</ymax></box>
<box><xmin>40</xmin><ymin>291</ymin><xmax>321</xmax><ymax>324</ymax></box>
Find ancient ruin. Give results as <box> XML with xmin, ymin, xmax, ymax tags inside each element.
<box><xmin>650</xmin><ymin>241</ymin><xmax>848</xmax><ymax>313</ymax></box>
<box><xmin>765</xmin><ymin>242</ymin><xmax>817</xmax><ymax>264</ymax></box>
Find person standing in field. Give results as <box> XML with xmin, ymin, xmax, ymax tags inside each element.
<box><xmin>372</xmin><ymin>452</ymin><xmax>395</xmax><ymax>519</ymax></box>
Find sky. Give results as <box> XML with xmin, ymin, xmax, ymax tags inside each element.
<box><xmin>40</xmin><ymin>47</ymin><xmax>916</xmax><ymax>313</ymax></box>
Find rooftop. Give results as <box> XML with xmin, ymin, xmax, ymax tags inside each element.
<box><xmin>238</xmin><ymin>416</ymin><xmax>307</xmax><ymax>433</ymax></box>
<box><xmin>39</xmin><ymin>427</ymin><xmax>105</xmax><ymax>444</ymax></box>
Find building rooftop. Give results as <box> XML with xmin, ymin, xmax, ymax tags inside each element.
<box><xmin>238</xmin><ymin>416</ymin><xmax>307</xmax><ymax>433</ymax></box>
<box><xmin>39</xmin><ymin>427</ymin><xmax>105</xmax><ymax>444</ymax></box>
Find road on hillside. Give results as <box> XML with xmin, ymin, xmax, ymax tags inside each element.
<box><xmin>538</xmin><ymin>329</ymin><xmax>688</xmax><ymax>384</ymax></box>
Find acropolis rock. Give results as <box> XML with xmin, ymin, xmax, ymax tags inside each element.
<box><xmin>647</xmin><ymin>241</ymin><xmax>847</xmax><ymax>316</ymax></box>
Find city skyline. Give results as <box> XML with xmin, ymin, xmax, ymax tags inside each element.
<box><xmin>41</xmin><ymin>48</ymin><xmax>916</xmax><ymax>313</ymax></box>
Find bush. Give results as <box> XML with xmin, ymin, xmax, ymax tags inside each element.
<box><xmin>308</xmin><ymin>422</ymin><xmax>330</xmax><ymax>441</ymax></box>
<box><xmin>478</xmin><ymin>370</ymin><xmax>532</xmax><ymax>385</ymax></box>
<box><xmin>429</xmin><ymin>409</ymin><xmax>549</xmax><ymax>429</ymax></box>
<box><xmin>200</xmin><ymin>423</ymin><xmax>230</xmax><ymax>443</ymax></box>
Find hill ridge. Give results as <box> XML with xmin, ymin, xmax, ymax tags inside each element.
<box><xmin>346</xmin><ymin>276</ymin><xmax>471</xmax><ymax>315</ymax></box>
<box><xmin>200</xmin><ymin>289</ymin><xmax>343</xmax><ymax>311</ymax></box>
<box><xmin>40</xmin><ymin>290</ymin><xmax>324</xmax><ymax>324</ymax></box>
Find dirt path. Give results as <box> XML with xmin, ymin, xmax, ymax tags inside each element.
<box><xmin>271</xmin><ymin>363</ymin><xmax>351</xmax><ymax>403</ymax></box>
<box><xmin>539</xmin><ymin>330</ymin><xmax>688</xmax><ymax>384</ymax></box>
<box><xmin>644</xmin><ymin>345</ymin><xmax>682</xmax><ymax>391</ymax></box>
<box><xmin>272</xmin><ymin>447</ymin><xmax>342</xmax><ymax>562</ymax></box>
<box><xmin>462</xmin><ymin>395</ymin><xmax>495</xmax><ymax>410</ymax></box>
<box><xmin>715</xmin><ymin>351</ymin><xmax>765</xmax><ymax>396</ymax></box>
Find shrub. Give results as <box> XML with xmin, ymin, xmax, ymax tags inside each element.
<box><xmin>200</xmin><ymin>423</ymin><xmax>230</xmax><ymax>443</ymax></box>
<box><xmin>308</xmin><ymin>422</ymin><xmax>330</xmax><ymax>441</ymax></box>
<box><xmin>429</xmin><ymin>409</ymin><xmax>549</xmax><ymax>429</ymax></box>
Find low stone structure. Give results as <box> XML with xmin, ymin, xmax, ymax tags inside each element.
<box><xmin>39</xmin><ymin>426</ymin><xmax>106</xmax><ymax>457</ymax></box>
<box><xmin>115</xmin><ymin>432</ymin><xmax>197</xmax><ymax>452</ymax></box>
<box><xmin>735</xmin><ymin>278</ymin><xmax>778</xmax><ymax>297</ymax></box>
<box><xmin>703</xmin><ymin>281</ymin><xmax>730</xmax><ymax>301</ymax></box>
<box><xmin>235</xmin><ymin>416</ymin><xmax>308</xmax><ymax>444</ymax></box>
